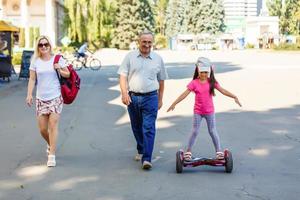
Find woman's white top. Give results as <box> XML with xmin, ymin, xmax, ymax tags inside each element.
<box><xmin>30</xmin><ymin>56</ymin><xmax>66</xmax><ymax>101</ymax></box>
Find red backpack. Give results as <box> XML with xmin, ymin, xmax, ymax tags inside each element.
<box><xmin>54</xmin><ymin>55</ymin><xmax>80</xmax><ymax>104</ymax></box>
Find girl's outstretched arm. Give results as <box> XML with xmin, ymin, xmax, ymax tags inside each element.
<box><xmin>167</xmin><ymin>89</ymin><xmax>191</xmax><ymax>112</ymax></box>
<box><xmin>216</xmin><ymin>86</ymin><xmax>242</xmax><ymax>107</ymax></box>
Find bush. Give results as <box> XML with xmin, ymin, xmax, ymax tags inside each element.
<box><xmin>154</xmin><ymin>34</ymin><xmax>167</xmax><ymax>49</ymax></box>
<box><xmin>273</xmin><ymin>43</ymin><xmax>300</xmax><ymax>50</ymax></box>
<box><xmin>296</xmin><ymin>36</ymin><xmax>300</xmax><ymax>45</ymax></box>
<box><xmin>12</xmin><ymin>52</ymin><xmax>22</xmax><ymax>65</ymax></box>
<box><xmin>212</xmin><ymin>44</ymin><xmax>219</xmax><ymax>50</ymax></box>
<box><xmin>245</xmin><ymin>43</ymin><xmax>255</xmax><ymax>49</ymax></box>
<box><xmin>53</xmin><ymin>46</ymin><xmax>76</xmax><ymax>54</ymax></box>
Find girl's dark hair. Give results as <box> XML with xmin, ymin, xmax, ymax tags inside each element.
<box><xmin>193</xmin><ymin>65</ymin><xmax>217</xmax><ymax>96</ymax></box>
<box><xmin>193</xmin><ymin>65</ymin><xmax>199</xmax><ymax>80</ymax></box>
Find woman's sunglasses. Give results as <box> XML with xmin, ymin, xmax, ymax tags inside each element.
<box><xmin>38</xmin><ymin>43</ymin><xmax>50</xmax><ymax>48</ymax></box>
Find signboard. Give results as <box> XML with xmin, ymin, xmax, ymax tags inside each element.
<box><xmin>19</xmin><ymin>50</ymin><xmax>34</xmax><ymax>79</ymax></box>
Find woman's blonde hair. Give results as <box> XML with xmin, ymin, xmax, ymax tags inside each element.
<box><xmin>31</xmin><ymin>35</ymin><xmax>54</xmax><ymax>64</ymax></box>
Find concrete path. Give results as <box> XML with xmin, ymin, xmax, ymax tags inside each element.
<box><xmin>0</xmin><ymin>50</ymin><xmax>299</xmax><ymax>200</ymax></box>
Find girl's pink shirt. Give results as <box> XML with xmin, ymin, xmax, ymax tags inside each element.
<box><xmin>187</xmin><ymin>79</ymin><xmax>220</xmax><ymax>115</ymax></box>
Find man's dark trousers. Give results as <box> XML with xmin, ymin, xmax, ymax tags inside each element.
<box><xmin>127</xmin><ymin>91</ymin><xmax>158</xmax><ymax>163</ymax></box>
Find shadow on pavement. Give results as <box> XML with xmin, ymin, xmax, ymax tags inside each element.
<box><xmin>0</xmin><ymin>65</ymin><xmax>299</xmax><ymax>200</ymax></box>
<box><xmin>165</xmin><ymin>61</ymin><xmax>242</xmax><ymax>80</ymax></box>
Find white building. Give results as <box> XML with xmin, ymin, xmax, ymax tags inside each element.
<box><xmin>224</xmin><ymin>0</ymin><xmax>258</xmax><ymax>17</ymax></box>
<box><xmin>221</xmin><ymin>0</ymin><xmax>279</xmax><ymax>49</ymax></box>
<box><xmin>0</xmin><ymin>0</ymin><xmax>65</xmax><ymax>47</ymax></box>
<box><xmin>223</xmin><ymin>0</ymin><xmax>259</xmax><ymax>34</ymax></box>
<box><xmin>245</xmin><ymin>16</ymin><xmax>279</xmax><ymax>48</ymax></box>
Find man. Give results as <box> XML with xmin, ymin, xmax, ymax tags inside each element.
<box><xmin>77</xmin><ymin>42</ymin><xmax>88</xmax><ymax>61</ymax></box>
<box><xmin>118</xmin><ymin>30</ymin><xmax>168</xmax><ymax>170</ymax></box>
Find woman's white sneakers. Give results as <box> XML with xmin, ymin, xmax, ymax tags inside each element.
<box><xmin>46</xmin><ymin>145</ymin><xmax>50</xmax><ymax>155</ymax></box>
<box><xmin>47</xmin><ymin>155</ymin><xmax>56</xmax><ymax>167</ymax></box>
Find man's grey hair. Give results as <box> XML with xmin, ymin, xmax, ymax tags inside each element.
<box><xmin>138</xmin><ymin>29</ymin><xmax>154</xmax><ymax>39</ymax></box>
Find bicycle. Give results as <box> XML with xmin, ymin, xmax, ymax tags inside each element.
<box><xmin>71</xmin><ymin>50</ymin><xmax>101</xmax><ymax>71</ymax></box>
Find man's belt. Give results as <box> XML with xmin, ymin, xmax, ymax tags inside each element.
<box><xmin>129</xmin><ymin>90</ymin><xmax>157</xmax><ymax>96</ymax></box>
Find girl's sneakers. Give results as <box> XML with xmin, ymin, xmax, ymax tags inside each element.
<box><xmin>184</xmin><ymin>152</ymin><xmax>192</xmax><ymax>161</ymax></box>
<box><xmin>216</xmin><ymin>151</ymin><xmax>224</xmax><ymax>160</ymax></box>
<box><xmin>47</xmin><ymin>155</ymin><xmax>56</xmax><ymax>167</ymax></box>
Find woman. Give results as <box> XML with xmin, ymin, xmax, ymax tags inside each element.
<box><xmin>26</xmin><ymin>35</ymin><xmax>70</xmax><ymax>167</ymax></box>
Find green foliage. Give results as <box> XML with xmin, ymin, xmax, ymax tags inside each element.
<box><xmin>165</xmin><ymin>0</ymin><xmax>225</xmax><ymax>37</ymax></box>
<box><xmin>112</xmin><ymin>0</ymin><xmax>155</xmax><ymax>49</ymax></box>
<box><xmin>212</xmin><ymin>44</ymin><xmax>219</xmax><ymax>50</ymax></box>
<box><xmin>165</xmin><ymin>0</ymin><xmax>186</xmax><ymax>37</ymax></box>
<box><xmin>53</xmin><ymin>46</ymin><xmax>76</xmax><ymax>55</ymax></box>
<box><xmin>19</xmin><ymin>28</ymin><xmax>25</xmax><ymax>48</ymax></box>
<box><xmin>64</xmin><ymin>0</ymin><xmax>116</xmax><ymax>48</ymax></box>
<box><xmin>154</xmin><ymin>34</ymin><xmax>167</xmax><ymax>49</ymax></box>
<box><xmin>154</xmin><ymin>0</ymin><xmax>169</xmax><ymax>34</ymax></box>
<box><xmin>297</xmin><ymin>35</ymin><xmax>300</xmax><ymax>44</ymax></box>
<box><xmin>267</xmin><ymin>0</ymin><xmax>300</xmax><ymax>35</ymax></box>
<box><xmin>29</xmin><ymin>27</ymin><xmax>34</xmax><ymax>48</ymax></box>
<box><xmin>33</xmin><ymin>27</ymin><xmax>40</xmax><ymax>47</ymax></box>
<box><xmin>12</xmin><ymin>52</ymin><xmax>22</xmax><ymax>65</ymax></box>
<box><xmin>183</xmin><ymin>0</ymin><xmax>225</xmax><ymax>34</ymax></box>
<box><xmin>273</xmin><ymin>42</ymin><xmax>300</xmax><ymax>50</ymax></box>
<box><xmin>245</xmin><ymin>43</ymin><xmax>255</xmax><ymax>49</ymax></box>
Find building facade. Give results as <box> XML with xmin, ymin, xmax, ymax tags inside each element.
<box><xmin>221</xmin><ymin>0</ymin><xmax>279</xmax><ymax>49</ymax></box>
<box><xmin>224</xmin><ymin>0</ymin><xmax>259</xmax><ymax>17</ymax></box>
<box><xmin>0</xmin><ymin>0</ymin><xmax>65</xmax><ymax>47</ymax></box>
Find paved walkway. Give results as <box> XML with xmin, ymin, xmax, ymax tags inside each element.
<box><xmin>0</xmin><ymin>50</ymin><xmax>299</xmax><ymax>200</ymax></box>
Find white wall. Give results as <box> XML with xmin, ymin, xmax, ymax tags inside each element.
<box><xmin>1</xmin><ymin>0</ymin><xmax>58</xmax><ymax>47</ymax></box>
<box><xmin>245</xmin><ymin>16</ymin><xmax>279</xmax><ymax>47</ymax></box>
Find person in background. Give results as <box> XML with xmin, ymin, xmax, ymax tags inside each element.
<box><xmin>77</xmin><ymin>42</ymin><xmax>89</xmax><ymax>62</ymax></box>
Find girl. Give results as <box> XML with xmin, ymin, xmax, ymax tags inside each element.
<box><xmin>26</xmin><ymin>35</ymin><xmax>70</xmax><ymax>167</ymax></box>
<box><xmin>167</xmin><ymin>57</ymin><xmax>241</xmax><ymax>160</ymax></box>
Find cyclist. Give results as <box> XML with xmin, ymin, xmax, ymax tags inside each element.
<box><xmin>77</xmin><ymin>42</ymin><xmax>89</xmax><ymax>62</ymax></box>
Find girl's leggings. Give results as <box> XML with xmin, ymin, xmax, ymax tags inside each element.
<box><xmin>187</xmin><ymin>113</ymin><xmax>221</xmax><ymax>152</ymax></box>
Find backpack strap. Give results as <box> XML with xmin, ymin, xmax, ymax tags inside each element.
<box><xmin>54</xmin><ymin>54</ymin><xmax>62</xmax><ymax>64</ymax></box>
<box><xmin>54</xmin><ymin>54</ymin><xmax>62</xmax><ymax>82</ymax></box>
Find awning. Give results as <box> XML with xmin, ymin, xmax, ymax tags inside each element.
<box><xmin>0</xmin><ymin>20</ymin><xmax>19</xmax><ymax>32</ymax></box>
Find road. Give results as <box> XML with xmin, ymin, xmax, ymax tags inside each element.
<box><xmin>0</xmin><ymin>49</ymin><xmax>300</xmax><ymax>200</ymax></box>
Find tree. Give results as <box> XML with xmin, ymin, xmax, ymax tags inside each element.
<box><xmin>296</xmin><ymin>0</ymin><xmax>300</xmax><ymax>35</ymax></box>
<box><xmin>165</xmin><ymin>0</ymin><xmax>186</xmax><ymax>37</ymax></box>
<box><xmin>165</xmin><ymin>0</ymin><xmax>225</xmax><ymax>37</ymax></box>
<box><xmin>112</xmin><ymin>0</ymin><xmax>155</xmax><ymax>49</ymax></box>
<box><xmin>154</xmin><ymin>0</ymin><xmax>169</xmax><ymax>35</ymax></box>
<box><xmin>64</xmin><ymin>0</ymin><xmax>87</xmax><ymax>43</ymax></box>
<box><xmin>267</xmin><ymin>0</ymin><xmax>300</xmax><ymax>35</ymax></box>
<box><xmin>64</xmin><ymin>0</ymin><xmax>116</xmax><ymax>47</ymax></box>
<box><xmin>183</xmin><ymin>0</ymin><xmax>225</xmax><ymax>34</ymax></box>
<box><xmin>87</xmin><ymin>0</ymin><xmax>116</xmax><ymax>47</ymax></box>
